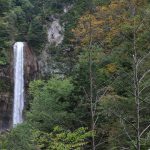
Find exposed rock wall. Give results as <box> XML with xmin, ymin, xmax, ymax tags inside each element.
<box><xmin>39</xmin><ymin>14</ymin><xmax>65</xmax><ymax>76</ymax></box>
<box><xmin>48</xmin><ymin>18</ymin><xmax>64</xmax><ymax>46</ymax></box>
<box><xmin>0</xmin><ymin>65</ymin><xmax>12</xmax><ymax>130</ymax></box>
<box><xmin>23</xmin><ymin>43</ymin><xmax>38</xmax><ymax>83</ymax></box>
<box><xmin>0</xmin><ymin>92</ymin><xmax>12</xmax><ymax>130</ymax></box>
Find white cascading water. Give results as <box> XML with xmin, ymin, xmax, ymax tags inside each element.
<box><xmin>13</xmin><ymin>42</ymin><xmax>24</xmax><ymax>127</ymax></box>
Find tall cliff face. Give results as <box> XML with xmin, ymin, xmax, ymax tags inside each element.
<box><xmin>0</xmin><ymin>66</ymin><xmax>12</xmax><ymax>131</ymax></box>
<box><xmin>0</xmin><ymin>43</ymin><xmax>38</xmax><ymax>131</ymax></box>
<box><xmin>38</xmin><ymin>18</ymin><xmax>64</xmax><ymax>76</ymax></box>
<box><xmin>23</xmin><ymin>43</ymin><xmax>38</xmax><ymax>83</ymax></box>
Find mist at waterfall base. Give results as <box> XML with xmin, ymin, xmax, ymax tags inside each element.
<box><xmin>13</xmin><ymin>42</ymin><xmax>24</xmax><ymax>127</ymax></box>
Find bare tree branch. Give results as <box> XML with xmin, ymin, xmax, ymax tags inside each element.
<box><xmin>139</xmin><ymin>69</ymin><xmax>150</xmax><ymax>84</ymax></box>
<box><xmin>121</xmin><ymin>121</ymin><xmax>137</xmax><ymax>149</ymax></box>
<box><xmin>95</xmin><ymin>133</ymin><xmax>125</xmax><ymax>148</ymax></box>
<box><xmin>139</xmin><ymin>85</ymin><xmax>150</xmax><ymax>94</ymax></box>
<box><xmin>137</xmin><ymin>51</ymin><xmax>150</xmax><ymax>67</ymax></box>
<box><xmin>140</xmin><ymin>124</ymin><xmax>150</xmax><ymax>137</ymax></box>
<box><xmin>110</xmin><ymin>110</ymin><xmax>137</xmax><ymax>131</ymax></box>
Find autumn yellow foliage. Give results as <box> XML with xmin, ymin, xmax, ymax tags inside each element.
<box><xmin>72</xmin><ymin>0</ymin><xmax>148</xmax><ymax>47</ymax></box>
<box><xmin>106</xmin><ymin>63</ymin><xmax>117</xmax><ymax>73</ymax></box>
<box><xmin>72</xmin><ymin>0</ymin><xmax>127</xmax><ymax>46</ymax></box>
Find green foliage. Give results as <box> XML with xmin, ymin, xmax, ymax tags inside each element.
<box><xmin>28</xmin><ymin>78</ymin><xmax>74</xmax><ymax>130</ymax></box>
<box><xmin>0</xmin><ymin>0</ymin><xmax>11</xmax><ymax>15</ymax></box>
<box><xmin>0</xmin><ymin>132</ymin><xmax>8</xmax><ymax>150</ymax></box>
<box><xmin>0</xmin><ymin>124</ymin><xmax>91</xmax><ymax>150</ymax></box>
<box><xmin>0</xmin><ymin>0</ymin><xmax>11</xmax><ymax>65</ymax></box>
<box><xmin>33</xmin><ymin>126</ymin><xmax>92</xmax><ymax>150</ymax></box>
<box><xmin>140</xmin><ymin>132</ymin><xmax>150</xmax><ymax>149</ymax></box>
<box><xmin>0</xmin><ymin>0</ymin><xmax>150</xmax><ymax>150</ymax></box>
<box><xmin>93</xmin><ymin>0</ymin><xmax>110</xmax><ymax>5</ymax></box>
<box><xmin>27</xmin><ymin>16</ymin><xmax>47</xmax><ymax>52</ymax></box>
<box><xmin>4</xmin><ymin>123</ymin><xmax>35</xmax><ymax>150</ymax></box>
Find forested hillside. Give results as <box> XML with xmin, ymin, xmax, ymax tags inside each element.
<box><xmin>0</xmin><ymin>0</ymin><xmax>150</xmax><ymax>150</ymax></box>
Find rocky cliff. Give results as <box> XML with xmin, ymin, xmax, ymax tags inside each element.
<box><xmin>0</xmin><ymin>66</ymin><xmax>12</xmax><ymax>131</ymax></box>
<box><xmin>0</xmin><ymin>3</ymin><xmax>73</xmax><ymax>131</ymax></box>
<box><xmin>0</xmin><ymin>43</ymin><xmax>38</xmax><ymax>131</ymax></box>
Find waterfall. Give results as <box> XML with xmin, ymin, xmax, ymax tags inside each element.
<box><xmin>13</xmin><ymin>42</ymin><xmax>24</xmax><ymax>127</ymax></box>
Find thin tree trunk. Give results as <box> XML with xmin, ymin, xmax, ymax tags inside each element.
<box><xmin>133</xmin><ymin>6</ymin><xmax>140</xmax><ymax>149</ymax></box>
<box><xmin>133</xmin><ymin>54</ymin><xmax>140</xmax><ymax>150</ymax></box>
<box><xmin>88</xmin><ymin>14</ymin><xmax>96</xmax><ymax>150</ymax></box>
<box><xmin>90</xmin><ymin>49</ymin><xmax>95</xmax><ymax>150</ymax></box>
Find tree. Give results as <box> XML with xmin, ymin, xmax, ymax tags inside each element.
<box><xmin>131</xmin><ymin>2</ymin><xmax>150</xmax><ymax>149</ymax></box>
<box><xmin>28</xmin><ymin>77</ymin><xmax>74</xmax><ymax>130</ymax></box>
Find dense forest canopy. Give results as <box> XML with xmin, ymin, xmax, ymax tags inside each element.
<box><xmin>0</xmin><ymin>0</ymin><xmax>150</xmax><ymax>150</ymax></box>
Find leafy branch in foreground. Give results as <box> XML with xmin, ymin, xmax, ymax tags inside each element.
<box><xmin>33</xmin><ymin>126</ymin><xmax>92</xmax><ymax>150</ymax></box>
